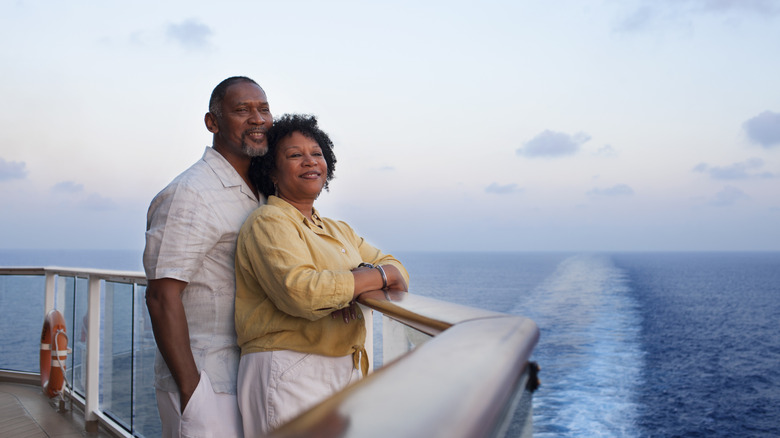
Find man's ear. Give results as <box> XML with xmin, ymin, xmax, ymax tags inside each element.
<box><xmin>205</xmin><ymin>112</ymin><xmax>219</xmax><ymax>134</ymax></box>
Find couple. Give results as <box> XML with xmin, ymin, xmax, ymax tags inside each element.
<box><xmin>144</xmin><ymin>76</ymin><xmax>409</xmax><ymax>437</ymax></box>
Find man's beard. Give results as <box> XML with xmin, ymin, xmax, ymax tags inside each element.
<box><xmin>242</xmin><ymin>137</ymin><xmax>268</xmax><ymax>157</ymax></box>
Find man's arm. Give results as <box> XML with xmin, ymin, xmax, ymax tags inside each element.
<box><xmin>145</xmin><ymin>278</ymin><xmax>200</xmax><ymax>411</ymax></box>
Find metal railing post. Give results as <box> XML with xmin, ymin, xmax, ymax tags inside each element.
<box><xmin>85</xmin><ymin>275</ymin><xmax>101</xmax><ymax>423</ymax></box>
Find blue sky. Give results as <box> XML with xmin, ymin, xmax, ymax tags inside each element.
<box><xmin>1</xmin><ymin>0</ymin><xmax>779</xmax><ymax>251</ymax></box>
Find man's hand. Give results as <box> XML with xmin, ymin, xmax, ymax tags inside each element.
<box><xmin>145</xmin><ymin>278</ymin><xmax>200</xmax><ymax>411</ymax></box>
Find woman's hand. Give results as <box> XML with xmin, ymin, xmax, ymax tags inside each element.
<box><xmin>352</xmin><ymin>265</ymin><xmax>407</xmax><ymax>300</ymax></box>
<box><xmin>380</xmin><ymin>264</ymin><xmax>408</xmax><ymax>292</ymax></box>
<box><xmin>351</xmin><ymin>263</ymin><xmax>408</xmax><ymax>300</ymax></box>
<box><xmin>331</xmin><ymin>301</ymin><xmax>361</xmax><ymax>324</ymax></box>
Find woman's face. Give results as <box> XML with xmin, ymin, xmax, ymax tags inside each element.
<box><xmin>273</xmin><ymin>131</ymin><xmax>328</xmax><ymax>204</ymax></box>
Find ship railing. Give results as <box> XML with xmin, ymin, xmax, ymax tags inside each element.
<box><xmin>0</xmin><ymin>266</ymin><xmax>539</xmax><ymax>438</ymax></box>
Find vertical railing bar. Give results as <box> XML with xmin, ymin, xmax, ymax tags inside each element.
<box><xmin>69</xmin><ymin>277</ymin><xmax>77</xmax><ymax>385</ymax></box>
<box><xmin>44</xmin><ymin>271</ymin><xmax>55</xmax><ymax>314</ymax></box>
<box><xmin>85</xmin><ymin>275</ymin><xmax>101</xmax><ymax>423</ymax></box>
<box><xmin>130</xmin><ymin>282</ymin><xmax>137</xmax><ymax>434</ymax></box>
<box><xmin>73</xmin><ymin>276</ymin><xmax>84</xmax><ymax>398</ymax></box>
<box><xmin>103</xmin><ymin>282</ymin><xmax>114</xmax><ymax>420</ymax></box>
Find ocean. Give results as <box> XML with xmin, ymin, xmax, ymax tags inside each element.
<box><xmin>1</xmin><ymin>250</ymin><xmax>778</xmax><ymax>437</ymax></box>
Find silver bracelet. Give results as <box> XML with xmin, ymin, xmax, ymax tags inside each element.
<box><xmin>376</xmin><ymin>265</ymin><xmax>388</xmax><ymax>290</ymax></box>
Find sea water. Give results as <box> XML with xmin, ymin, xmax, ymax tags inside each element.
<box><xmin>1</xmin><ymin>250</ymin><xmax>778</xmax><ymax>437</ymax></box>
<box><xmin>614</xmin><ymin>253</ymin><xmax>780</xmax><ymax>437</ymax></box>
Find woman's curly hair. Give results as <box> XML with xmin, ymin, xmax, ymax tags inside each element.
<box><xmin>249</xmin><ymin>114</ymin><xmax>337</xmax><ymax>199</ymax></box>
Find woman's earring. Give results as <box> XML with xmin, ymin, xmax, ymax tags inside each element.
<box><xmin>274</xmin><ymin>183</ymin><xmax>279</xmax><ymax>197</ymax></box>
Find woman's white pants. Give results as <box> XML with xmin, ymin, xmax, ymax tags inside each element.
<box><xmin>237</xmin><ymin>350</ymin><xmax>360</xmax><ymax>435</ymax></box>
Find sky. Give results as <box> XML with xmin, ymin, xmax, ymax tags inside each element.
<box><xmin>1</xmin><ymin>0</ymin><xmax>779</xmax><ymax>252</ymax></box>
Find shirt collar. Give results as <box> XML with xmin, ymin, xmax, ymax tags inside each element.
<box><xmin>267</xmin><ymin>196</ymin><xmax>324</xmax><ymax>229</ymax></box>
<box><xmin>202</xmin><ymin>147</ymin><xmax>258</xmax><ymax>202</ymax></box>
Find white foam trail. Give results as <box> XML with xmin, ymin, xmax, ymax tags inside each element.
<box><xmin>513</xmin><ymin>254</ymin><xmax>644</xmax><ymax>437</ymax></box>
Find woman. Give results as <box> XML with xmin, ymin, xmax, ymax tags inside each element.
<box><xmin>234</xmin><ymin>114</ymin><xmax>409</xmax><ymax>434</ymax></box>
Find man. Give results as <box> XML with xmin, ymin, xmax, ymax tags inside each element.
<box><xmin>144</xmin><ymin>76</ymin><xmax>270</xmax><ymax>437</ymax></box>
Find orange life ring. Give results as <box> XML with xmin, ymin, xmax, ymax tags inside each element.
<box><xmin>40</xmin><ymin>309</ymin><xmax>69</xmax><ymax>398</ymax></box>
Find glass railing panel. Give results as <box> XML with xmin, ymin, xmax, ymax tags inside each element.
<box><xmin>61</xmin><ymin>276</ymin><xmax>77</xmax><ymax>391</ymax></box>
<box><xmin>498</xmin><ymin>371</ymin><xmax>534</xmax><ymax>438</ymax></box>
<box><xmin>0</xmin><ymin>275</ymin><xmax>44</xmax><ymax>372</ymax></box>
<box><xmin>133</xmin><ymin>284</ymin><xmax>161</xmax><ymax>437</ymax></box>
<box><xmin>379</xmin><ymin>315</ymin><xmax>433</xmax><ymax>367</ymax></box>
<box><xmin>100</xmin><ymin>280</ymin><xmax>134</xmax><ymax>431</ymax></box>
<box><xmin>66</xmin><ymin>276</ymin><xmax>87</xmax><ymax>395</ymax></box>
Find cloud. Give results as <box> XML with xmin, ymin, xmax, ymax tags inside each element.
<box><xmin>743</xmin><ymin>110</ymin><xmax>780</xmax><ymax>148</ymax></box>
<box><xmin>166</xmin><ymin>19</ymin><xmax>213</xmax><ymax>50</ymax></box>
<box><xmin>693</xmin><ymin>158</ymin><xmax>774</xmax><ymax>179</ymax></box>
<box><xmin>616</xmin><ymin>5</ymin><xmax>658</xmax><ymax>32</ymax></box>
<box><xmin>593</xmin><ymin>144</ymin><xmax>618</xmax><ymax>157</ymax></box>
<box><xmin>517</xmin><ymin>130</ymin><xmax>591</xmax><ymax>158</ymax></box>
<box><xmin>51</xmin><ymin>181</ymin><xmax>85</xmax><ymax>193</ymax></box>
<box><xmin>485</xmin><ymin>183</ymin><xmax>522</xmax><ymax>195</ymax></box>
<box><xmin>0</xmin><ymin>158</ymin><xmax>28</xmax><ymax>182</ymax></box>
<box><xmin>79</xmin><ymin>193</ymin><xmax>117</xmax><ymax>211</ymax></box>
<box><xmin>587</xmin><ymin>184</ymin><xmax>635</xmax><ymax>197</ymax></box>
<box><xmin>49</xmin><ymin>181</ymin><xmax>115</xmax><ymax>211</ymax></box>
<box><xmin>693</xmin><ymin>0</ymin><xmax>780</xmax><ymax>15</ymax></box>
<box><xmin>615</xmin><ymin>0</ymin><xmax>780</xmax><ymax>33</ymax></box>
<box><xmin>710</xmin><ymin>185</ymin><xmax>750</xmax><ymax>206</ymax></box>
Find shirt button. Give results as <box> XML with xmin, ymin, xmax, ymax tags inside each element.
<box><xmin>341</xmin><ymin>248</ymin><xmax>346</xmax><ymax>253</ymax></box>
